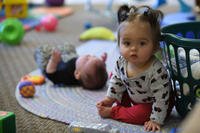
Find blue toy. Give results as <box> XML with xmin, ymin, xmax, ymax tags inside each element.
<box><xmin>84</xmin><ymin>22</ymin><xmax>93</xmax><ymax>30</ymax></box>
<box><xmin>152</xmin><ymin>0</ymin><xmax>167</xmax><ymax>9</ymax></box>
<box><xmin>177</xmin><ymin>0</ymin><xmax>192</xmax><ymax>12</ymax></box>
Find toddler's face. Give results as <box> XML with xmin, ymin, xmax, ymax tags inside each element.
<box><xmin>119</xmin><ymin>19</ymin><xmax>156</xmax><ymax>67</ymax></box>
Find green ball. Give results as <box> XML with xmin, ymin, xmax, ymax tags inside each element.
<box><xmin>0</xmin><ymin>18</ymin><xmax>24</xmax><ymax>45</ymax></box>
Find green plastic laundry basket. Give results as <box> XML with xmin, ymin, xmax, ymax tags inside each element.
<box><xmin>161</xmin><ymin>21</ymin><xmax>200</xmax><ymax>118</ymax></box>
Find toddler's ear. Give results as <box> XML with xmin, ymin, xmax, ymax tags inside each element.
<box><xmin>74</xmin><ymin>70</ymin><xmax>81</xmax><ymax>80</ymax></box>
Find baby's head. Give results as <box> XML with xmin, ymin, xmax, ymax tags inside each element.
<box><xmin>117</xmin><ymin>5</ymin><xmax>163</xmax><ymax>49</ymax></box>
<box><xmin>74</xmin><ymin>55</ymin><xmax>108</xmax><ymax>90</ymax></box>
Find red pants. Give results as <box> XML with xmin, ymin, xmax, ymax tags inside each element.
<box><xmin>110</xmin><ymin>91</ymin><xmax>174</xmax><ymax>125</ymax></box>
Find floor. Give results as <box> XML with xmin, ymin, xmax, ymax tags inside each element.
<box><xmin>29</xmin><ymin>0</ymin><xmax>195</xmax><ymax>6</ymax></box>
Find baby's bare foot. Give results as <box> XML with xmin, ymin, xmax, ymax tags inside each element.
<box><xmin>51</xmin><ymin>49</ymin><xmax>61</xmax><ymax>63</ymax></box>
<box><xmin>98</xmin><ymin>106</ymin><xmax>112</xmax><ymax>118</ymax></box>
<box><xmin>46</xmin><ymin>49</ymin><xmax>61</xmax><ymax>73</ymax></box>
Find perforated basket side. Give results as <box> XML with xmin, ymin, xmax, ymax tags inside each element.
<box><xmin>161</xmin><ymin>22</ymin><xmax>200</xmax><ymax>117</ymax></box>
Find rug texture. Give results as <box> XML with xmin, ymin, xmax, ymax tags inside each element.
<box><xmin>15</xmin><ymin>40</ymin><xmax>181</xmax><ymax>133</ymax></box>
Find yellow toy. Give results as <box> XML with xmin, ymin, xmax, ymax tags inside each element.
<box><xmin>21</xmin><ymin>75</ymin><xmax>45</xmax><ymax>85</ymax></box>
<box><xmin>0</xmin><ymin>1</ymin><xmax>2</xmax><ymax>10</ymax></box>
<box><xmin>3</xmin><ymin>0</ymin><xmax>28</xmax><ymax>18</ymax></box>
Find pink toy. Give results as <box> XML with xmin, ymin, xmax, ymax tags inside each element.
<box><xmin>35</xmin><ymin>14</ymin><xmax>58</xmax><ymax>32</ymax></box>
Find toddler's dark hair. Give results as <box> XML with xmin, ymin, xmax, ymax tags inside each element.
<box><xmin>117</xmin><ymin>5</ymin><xmax>163</xmax><ymax>46</ymax></box>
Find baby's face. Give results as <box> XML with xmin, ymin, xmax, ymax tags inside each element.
<box><xmin>75</xmin><ymin>55</ymin><xmax>106</xmax><ymax>89</ymax></box>
<box><xmin>76</xmin><ymin>55</ymin><xmax>103</xmax><ymax>74</ymax></box>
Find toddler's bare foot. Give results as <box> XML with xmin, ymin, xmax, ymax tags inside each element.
<box><xmin>97</xmin><ymin>106</ymin><xmax>112</xmax><ymax>118</ymax></box>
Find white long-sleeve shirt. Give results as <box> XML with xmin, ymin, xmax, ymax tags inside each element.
<box><xmin>107</xmin><ymin>56</ymin><xmax>171</xmax><ymax>124</ymax></box>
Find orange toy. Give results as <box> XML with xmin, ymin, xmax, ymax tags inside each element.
<box><xmin>21</xmin><ymin>75</ymin><xmax>45</xmax><ymax>85</ymax></box>
<box><xmin>18</xmin><ymin>81</ymin><xmax>35</xmax><ymax>98</ymax></box>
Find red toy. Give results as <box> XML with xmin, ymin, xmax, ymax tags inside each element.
<box><xmin>35</xmin><ymin>14</ymin><xmax>58</xmax><ymax>32</ymax></box>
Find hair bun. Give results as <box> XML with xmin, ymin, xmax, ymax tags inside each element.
<box><xmin>117</xmin><ymin>5</ymin><xmax>130</xmax><ymax>23</ymax></box>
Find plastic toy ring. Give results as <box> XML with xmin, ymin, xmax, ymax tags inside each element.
<box><xmin>0</xmin><ymin>18</ymin><xmax>24</xmax><ymax>45</ymax></box>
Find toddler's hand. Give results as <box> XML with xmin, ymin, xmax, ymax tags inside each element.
<box><xmin>96</xmin><ymin>97</ymin><xmax>115</xmax><ymax>108</ymax></box>
<box><xmin>144</xmin><ymin>120</ymin><xmax>161</xmax><ymax>132</ymax></box>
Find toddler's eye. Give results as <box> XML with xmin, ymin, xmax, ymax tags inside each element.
<box><xmin>140</xmin><ymin>41</ymin><xmax>146</xmax><ymax>46</ymax></box>
<box><xmin>123</xmin><ymin>41</ymin><xmax>130</xmax><ymax>46</ymax></box>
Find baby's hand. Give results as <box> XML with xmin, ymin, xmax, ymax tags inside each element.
<box><xmin>101</xmin><ymin>52</ymin><xmax>107</xmax><ymax>62</ymax></box>
<box><xmin>144</xmin><ymin>120</ymin><xmax>161</xmax><ymax>132</ymax></box>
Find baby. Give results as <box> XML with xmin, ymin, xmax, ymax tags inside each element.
<box><xmin>34</xmin><ymin>43</ymin><xmax>108</xmax><ymax>90</ymax></box>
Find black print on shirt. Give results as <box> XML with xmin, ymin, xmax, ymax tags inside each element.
<box><xmin>128</xmin><ymin>87</ymin><xmax>135</xmax><ymax>95</ymax></box>
<box><xmin>111</xmin><ymin>87</ymin><xmax>116</xmax><ymax>94</ymax></box>
<box><xmin>123</xmin><ymin>80</ymin><xmax>130</xmax><ymax>87</ymax></box>
<box><xmin>153</xmin><ymin>89</ymin><xmax>159</xmax><ymax>93</ymax></box>
<box><xmin>154</xmin><ymin>107</ymin><xmax>162</xmax><ymax>112</ymax></box>
<box><xmin>161</xmin><ymin>74</ymin><xmax>168</xmax><ymax>79</ymax></box>
<box><xmin>163</xmin><ymin>82</ymin><xmax>169</xmax><ymax>88</ymax></box>
<box><xmin>136</xmin><ymin>90</ymin><xmax>147</xmax><ymax>94</ymax></box>
<box><xmin>162</xmin><ymin>91</ymin><xmax>168</xmax><ymax>99</ymax></box>
<box><xmin>135</xmin><ymin>81</ymin><xmax>142</xmax><ymax>88</ymax></box>
<box><xmin>157</xmin><ymin>67</ymin><xmax>162</xmax><ymax>73</ymax></box>
<box><xmin>116</xmin><ymin>82</ymin><xmax>123</xmax><ymax>87</ymax></box>
<box><xmin>121</xmin><ymin>67</ymin><xmax>125</xmax><ymax>75</ymax></box>
<box><xmin>142</xmin><ymin>97</ymin><xmax>152</xmax><ymax>102</ymax></box>
<box><xmin>141</xmin><ymin>76</ymin><xmax>146</xmax><ymax>81</ymax></box>
<box><xmin>165</xmin><ymin>99</ymin><xmax>169</xmax><ymax>105</ymax></box>
<box><xmin>151</xmin><ymin>78</ymin><xmax>156</xmax><ymax>84</ymax></box>
<box><xmin>116</xmin><ymin>60</ymin><xmax>120</xmax><ymax>70</ymax></box>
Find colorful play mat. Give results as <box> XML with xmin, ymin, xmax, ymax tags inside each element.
<box><xmin>15</xmin><ymin>40</ymin><xmax>181</xmax><ymax>133</ymax></box>
<box><xmin>0</xmin><ymin>6</ymin><xmax>73</xmax><ymax>31</ymax></box>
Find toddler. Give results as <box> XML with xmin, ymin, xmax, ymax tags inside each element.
<box><xmin>96</xmin><ymin>5</ymin><xmax>174</xmax><ymax>132</ymax></box>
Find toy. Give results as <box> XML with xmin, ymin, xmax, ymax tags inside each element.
<box><xmin>3</xmin><ymin>0</ymin><xmax>28</xmax><ymax>18</ymax></box>
<box><xmin>177</xmin><ymin>0</ymin><xmax>192</xmax><ymax>12</ymax></box>
<box><xmin>46</xmin><ymin>0</ymin><xmax>64</xmax><ymax>6</ymax></box>
<box><xmin>0</xmin><ymin>18</ymin><xmax>24</xmax><ymax>45</ymax></box>
<box><xmin>68</xmin><ymin>121</ymin><xmax>119</xmax><ymax>133</ymax></box>
<box><xmin>35</xmin><ymin>14</ymin><xmax>58</xmax><ymax>32</ymax></box>
<box><xmin>85</xmin><ymin>0</ymin><xmax>114</xmax><ymax>14</ymax></box>
<box><xmin>84</xmin><ymin>21</ymin><xmax>93</xmax><ymax>30</ymax></box>
<box><xmin>20</xmin><ymin>75</ymin><xmax>45</xmax><ymax>85</ymax></box>
<box><xmin>0</xmin><ymin>111</ymin><xmax>16</xmax><ymax>133</ymax></box>
<box><xmin>18</xmin><ymin>81</ymin><xmax>35</xmax><ymax>98</ymax></box>
<box><xmin>152</xmin><ymin>0</ymin><xmax>166</xmax><ymax>9</ymax></box>
<box><xmin>79</xmin><ymin>27</ymin><xmax>115</xmax><ymax>41</ymax></box>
